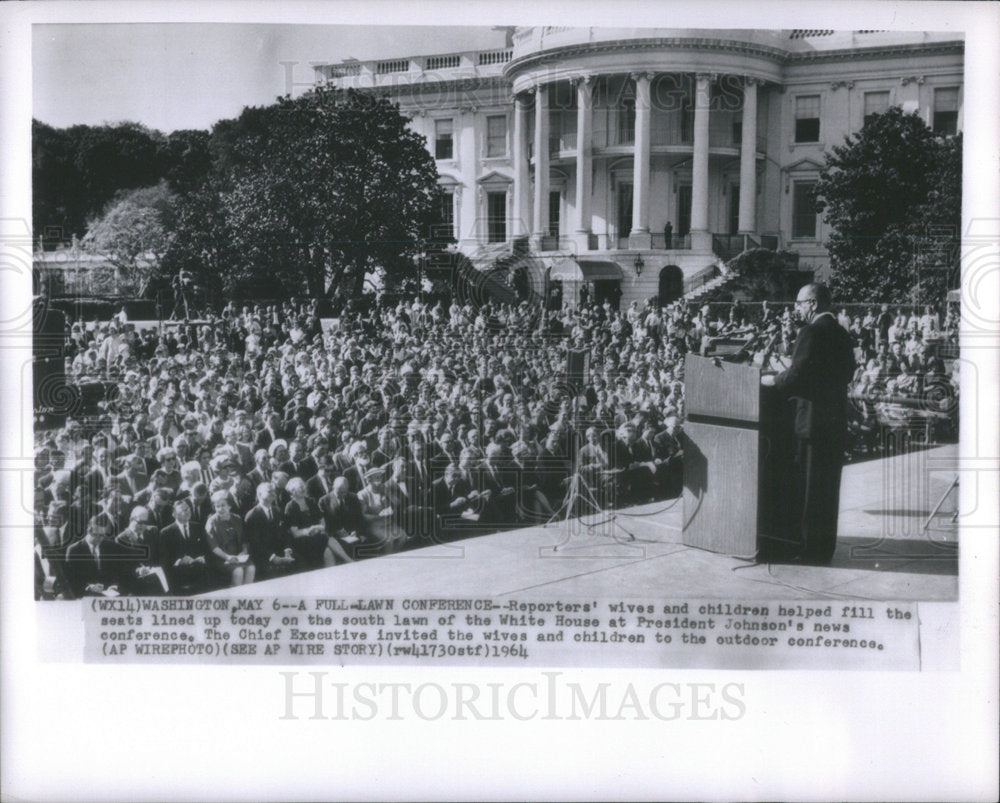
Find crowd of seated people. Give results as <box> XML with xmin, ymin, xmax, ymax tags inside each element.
<box><xmin>33</xmin><ymin>292</ymin><xmax>957</xmax><ymax>598</ymax></box>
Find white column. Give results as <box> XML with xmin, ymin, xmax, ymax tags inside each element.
<box><xmin>511</xmin><ymin>93</ymin><xmax>531</xmax><ymax>238</ymax></box>
<box><xmin>532</xmin><ymin>84</ymin><xmax>550</xmax><ymax>246</ymax></box>
<box><xmin>738</xmin><ymin>77</ymin><xmax>758</xmax><ymax>235</ymax></box>
<box><xmin>573</xmin><ymin>75</ymin><xmax>593</xmax><ymax>251</ymax></box>
<box><xmin>690</xmin><ymin>72</ymin><xmax>712</xmax><ymax>251</ymax></box>
<box><xmin>629</xmin><ymin>72</ymin><xmax>653</xmax><ymax>249</ymax></box>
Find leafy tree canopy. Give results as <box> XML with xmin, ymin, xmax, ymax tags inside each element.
<box><xmin>163</xmin><ymin>86</ymin><xmax>443</xmax><ymax>300</ymax></box>
<box><xmin>815</xmin><ymin>107</ymin><xmax>961</xmax><ymax>305</ymax></box>
<box><xmin>81</xmin><ymin>180</ymin><xmax>176</xmax><ymax>295</ymax></box>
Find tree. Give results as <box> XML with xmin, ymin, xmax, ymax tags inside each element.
<box><xmin>81</xmin><ymin>181</ymin><xmax>176</xmax><ymax>295</ymax></box>
<box><xmin>33</xmin><ymin>119</ymin><xmax>173</xmax><ymax>244</ymax></box>
<box><xmin>815</xmin><ymin>107</ymin><xmax>961</xmax><ymax>305</ymax></box>
<box><xmin>207</xmin><ymin>86</ymin><xmax>441</xmax><ymax>299</ymax></box>
<box><xmin>729</xmin><ymin>248</ymin><xmax>796</xmax><ymax>301</ymax></box>
<box><xmin>160</xmin><ymin>129</ymin><xmax>213</xmax><ymax>196</ymax></box>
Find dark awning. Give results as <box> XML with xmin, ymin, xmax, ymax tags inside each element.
<box><xmin>548</xmin><ymin>258</ymin><xmax>624</xmax><ymax>282</ymax></box>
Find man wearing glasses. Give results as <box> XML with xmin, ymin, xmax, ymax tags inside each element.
<box><xmin>762</xmin><ymin>283</ymin><xmax>856</xmax><ymax>565</ymax></box>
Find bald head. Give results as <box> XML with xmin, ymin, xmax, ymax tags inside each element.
<box><xmin>797</xmin><ymin>283</ymin><xmax>832</xmax><ymax>312</ymax></box>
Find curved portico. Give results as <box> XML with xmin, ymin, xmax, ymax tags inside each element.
<box><xmin>505</xmin><ymin>31</ymin><xmax>781</xmax><ymax>256</ymax></box>
<box><xmin>317</xmin><ymin>26</ymin><xmax>965</xmax><ymax>306</ymax></box>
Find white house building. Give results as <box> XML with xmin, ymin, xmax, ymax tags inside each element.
<box><xmin>316</xmin><ymin>28</ymin><xmax>963</xmax><ymax>307</ymax></box>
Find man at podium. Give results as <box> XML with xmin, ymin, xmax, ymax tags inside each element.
<box><xmin>761</xmin><ymin>283</ymin><xmax>856</xmax><ymax>565</ymax></box>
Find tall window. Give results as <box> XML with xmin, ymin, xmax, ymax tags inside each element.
<box><xmin>680</xmin><ymin>94</ymin><xmax>693</xmax><ymax>142</ymax></box>
<box><xmin>792</xmin><ymin>181</ymin><xmax>818</xmax><ymax>239</ymax></box>
<box><xmin>548</xmin><ymin>191</ymin><xmax>561</xmax><ymax>238</ymax></box>
<box><xmin>794</xmin><ymin>95</ymin><xmax>821</xmax><ymax>142</ymax></box>
<box><xmin>437</xmin><ymin>189</ymin><xmax>455</xmax><ymax>240</ymax></box>
<box><xmin>933</xmin><ymin>87</ymin><xmax>959</xmax><ymax>136</ymax></box>
<box><xmin>486</xmin><ymin>115</ymin><xmax>507</xmax><ymax>157</ymax></box>
<box><xmin>732</xmin><ymin>119</ymin><xmax>743</xmax><ymax>145</ymax></box>
<box><xmin>487</xmin><ymin>191</ymin><xmax>506</xmax><ymax>243</ymax></box>
<box><xmin>435</xmin><ymin>119</ymin><xmax>454</xmax><ymax>160</ymax></box>
<box><xmin>617</xmin><ymin>96</ymin><xmax>636</xmax><ymax>145</ymax></box>
<box><xmin>863</xmin><ymin>91</ymin><xmax>890</xmax><ymax>126</ymax></box>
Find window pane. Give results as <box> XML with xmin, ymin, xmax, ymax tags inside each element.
<box><xmin>792</xmin><ymin>181</ymin><xmax>817</xmax><ymax>238</ymax></box>
<box><xmin>795</xmin><ymin>118</ymin><xmax>820</xmax><ymax>142</ymax></box>
<box><xmin>487</xmin><ymin>192</ymin><xmax>506</xmax><ymax>243</ymax></box>
<box><xmin>548</xmin><ymin>191</ymin><xmax>560</xmax><ymax>237</ymax></box>
<box><xmin>437</xmin><ymin>191</ymin><xmax>454</xmax><ymax>239</ymax></box>
<box><xmin>933</xmin><ymin>88</ymin><xmax>959</xmax><ymax>136</ymax></box>
<box><xmin>435</xmin><ymin>119</ymin><xmax>453</xmax><ymax>160</ymax></box>
<box><xmin>934</xmin><ymin>88</ymin><xmax>959</xmax><ymax>112</ymax></box>
<box><xmin>795</xmin><ymin>95</ymin><xmax>821</xmax><ymax>118</ymax></box>
<box><xmin>864</xmin><ymin>91</ymin><xmax>890</xmax><ymax>119</ymax></box>
<box><xmin>794</xmin><ymin>96</ymin><xmax>821</xmax><ymax>142</ymax></box>
<box><xmin>486</xmin><ymin>115</ymin><xmax>506</xmax><ymax>157</ymax></box>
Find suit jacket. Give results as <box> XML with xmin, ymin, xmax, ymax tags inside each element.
<box><xmin>148</xmin><ymin>503</ymin><xmax>175</xmax><ymax>532</ymax></box>
<box><xmin>111</xmin><ymin>471</ymin><xmax>149</xmax><ymax>499</ymax></box>
<box><xmin>319</xmin><ymin>491</ymin><xmax>364</xmax><ymax>535</ymax></box>
<box><xmin>278</xmin><ymin>457</ymin><xmax>318</xmax><ymax>481</ymax></box>
<box><xmin>432</xmin><ymin>476</ymin><xmax>473</xmax><ymax>517</ymax></box>
<box><xmin>64</xmin><ymin>538</ymin><xmax>125</xmax><ymax>597</ymax></box>
<box><xmin>306</xmin><ymin>472</ymin><xmax>335</xmax><ymax>501</ymax></box>
<box><xmin>243</xmin><ymin>505</ymin><xmax>292</xmax><ymax>572</ymax></box>
<box><xmin>341</xmin><ymin>464</ymin><xmax>366</xmax><ymax>494</ymax></box>
<box><xmin>242</xmin><ymin>467</ymin><xmax>266</xmax><ymax>492</ymax></box>
<box><xmin>405</xmin><ymin>458</ymin><xmax>433</xmax><ymax>504</ymax></box>
<box><xmin>188</xmin><ymin>495</ymin><xmax>213</xmax><ymax>525</ymax></box>
<box><xmin>159</xmin><ymin>520</ymin><xmax>210</xmax><ymax>571</ymax></box>
<box><xmin>773</xmin><ymin>312</ymin><xmax>856</xmax><ymax>442</ymax></box>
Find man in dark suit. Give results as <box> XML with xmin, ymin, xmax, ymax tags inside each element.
<box><xmin>244</xmin><ymin>483</ymin><xmax>296</xmax><ymax>580</ymax></box>
<box><xmin>763</xmin><ymin>283</ymin><xmax>856</xmax><ymax>565</ymax></box>
<box><xmin>114</xmin><ymin>505</ymin><xmax>167</xmax><ymax>596</ymax></box>
<box><xmin>319</xmin><ymin>477</ymin><xmax>367</xmax><ymax>556</ymax></box>
<box><xmin>159</xmin><ymin>499</ymin><xmax>212</xmax><ymax>594</ymax></box>
<box><xmin>404</xmin><ymin>437</ymin><xmax>434</xmax><ymax>512</ymax></box>
<box><xmin>278</xmin><ymin>439</ymin><xmax>318</xmax><ymax>481</ymax></box>
<box><xmin>306</xmin><ymin>453</ymin><xmax>339</xmax><ymax>501</ymax></box>
<box><xmin>480</xmin><ymin>443</ymin><xmax>517</xmax><ymax>528</ymax></box>
<box><xmin>371</xmin><ymin>428</ymin><xmax>400</xmax><ymax>472</ymax></box>
<box><xmin>246</xmin><ymin>449</ymin><xmax>273</xmax><ymax>489</ymax></box>
<box><xmin>64</xmin><ymin>517</ymin><xmax>122</xmax><ymax>597</ymax></box>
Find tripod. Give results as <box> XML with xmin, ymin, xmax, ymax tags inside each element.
<box><xmin>545</xmin><ymin>469</ymin><xmax>635</xmax><ymax>550</ymax></box>
<box><xmin>923</xmin><ymin>474</ymin><xmax>959</xmax><ymax>530</ymax></box>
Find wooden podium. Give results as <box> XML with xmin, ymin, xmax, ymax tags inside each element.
<box><xmin>681</xmin><ymin>354</ymin><xmax>795</xmax><ymax>557</ymax></box>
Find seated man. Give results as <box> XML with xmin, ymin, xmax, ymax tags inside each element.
<box><xmin>114</xmin><ymin>505</ymin><xmax>167</xmax><ymax>595</ymax></box>
<box><xmin>159</xmin><ymin>498</ymin><xmax>212</xmax><ymax>595</ymax></box>
<box><xmin>480</xmin><ymin>443</ymin><xmax>518</xmax><ymax>528</ymax></box>
<box><xmin>244</xmin><ymin>482</ymin><xmax>297</xmax><ymax>579</ymax></box>
<box><xmin>319</xmin><ymin>477</ymin><xmax>370</xmax><ymax>558</ymax></box>
<box><xmin>65</xmin><ymin>517</ymin><xmax>122</xmax><ymax>597</ymax></box>
<box><xmin>432</xmin><ymin>463</ymin><xmax>478</xmax><ymax>541</ymax></box>
<box><xmin>577</xmin><ymin>426</ymin><xmax>614</xmax><ymax>509</ymax></box>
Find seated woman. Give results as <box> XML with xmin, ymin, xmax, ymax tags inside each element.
<box><xmin>205</xmin><ymin>490</ymin><xmax>255</xmax><ymax>587</ymax></box>
<box><xmin>284</xmin><ymin>477</ymin><xmax>350</xmax><ymax>568</ymax></box>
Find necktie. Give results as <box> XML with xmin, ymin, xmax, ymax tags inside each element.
<box><xmin>183</xmin><ymin>524</ymin><xmax>189</xmax><ymax>540</ymax></box>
